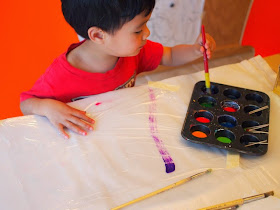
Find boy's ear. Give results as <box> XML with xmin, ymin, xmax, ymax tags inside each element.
<box><xmin>88</xmin><ymin>27</ymin><xmax>105</xmax><ymax>44</ymax></box>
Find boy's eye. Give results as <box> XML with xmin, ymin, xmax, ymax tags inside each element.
<box><xmin>135</xmin><ymin>30</ymin><xmax>142</xmax><ymax>34</ymax></box>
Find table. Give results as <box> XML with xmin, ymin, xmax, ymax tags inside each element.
<box><xmin>0</xmin><ymin>56</ymin><xmax>279</xmax><ymax>210</ymax></box>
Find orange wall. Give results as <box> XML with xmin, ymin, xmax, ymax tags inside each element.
<box><xmin>0</xmin><ymin>1</ymin><xmax>279</xmax><ymax>120</ymax></box>
<box><xmin>0</xmin><ymin>1</ymin><xmax>78</xmax><ymax>119</ymax></box>
<box><xmin>242</xmin><ymin>0</ymin><xmax>280</xmax><ymax>57</ymax></box>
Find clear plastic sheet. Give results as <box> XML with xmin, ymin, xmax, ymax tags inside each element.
<box><xmin>0</xmin><ymin>56</ymin><xmax>280</xmax><ymax>209</ymax></box>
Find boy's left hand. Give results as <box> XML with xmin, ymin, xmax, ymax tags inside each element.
<box><xmin>195</xmin><ymin>33</ymin><xmax>216</xmax><ymax>59</ymax></box>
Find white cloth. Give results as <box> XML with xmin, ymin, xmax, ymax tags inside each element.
<box><xmin>0</xmin><ymin>56</ymin><xmax>280</xmax><ymax>209</ymax></box>
<box><xmin>148</xmin><ymin>0</ymin><xmax>205</xmax><ymax>46</ymax></box>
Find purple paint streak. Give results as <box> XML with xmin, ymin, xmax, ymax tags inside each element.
<box><xmin>148</xmin><ymin>88</ymin><xmax>175</xmax><ymax>173</ymax></box>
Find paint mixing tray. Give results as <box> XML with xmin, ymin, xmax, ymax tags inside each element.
<box><xmin>181</xmin><ymin>81</ymin><xmax>270</xmax><ymax>155</ymax></box>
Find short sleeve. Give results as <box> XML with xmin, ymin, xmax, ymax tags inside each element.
<box><xmin>20</xmin><ymin>69</ymin><xmax>55</xmax><ymax>102</ymax></box>
<box><xmin>137</xmin><ymin>40</ymin><xmax>163</xmax><ymax>74</ymax></box>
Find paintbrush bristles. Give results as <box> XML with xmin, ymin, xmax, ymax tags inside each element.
<box><xmin>206</xmin><ymin>168</ymin><xmax>212</xmax><ymax>173</ymax></box>
<box><xmin>191</xmin><ymin>168</ymin><xmax>212</xmax><ymax>179</ymax></box>
<box><xmin>264</xmin><ymin>191</ymin><xmax>274</xmax><ymax>197</ymax></box>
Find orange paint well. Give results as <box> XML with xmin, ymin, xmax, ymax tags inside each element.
<box><xmin>192</xmin><ymin>131</ymin><xmax>208</xmax><ymax>138</ymax></box>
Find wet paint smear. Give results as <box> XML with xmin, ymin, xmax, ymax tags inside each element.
<box><xmin>217</xmin><ymin>137</ymin><xmax>232</xmax><ymax>143</ymax></box>
<box><xmin>192</xmin><ymin>131</ymin><xmax>207</xmax><ymax>138</ymax></box>
<box><xmin>149</xmin><ymin>88</ymin><xmax>175</xmax><ymax>173</ymax></box>
<box><xmin>95</xmin><ymin>102</ymin><xmax>102</xmax><ymax>106</ymax></box>
<box><xmin>196</xmin><ymin>117</ymin><xmax>210</xmax><ymax>123</ymax></box>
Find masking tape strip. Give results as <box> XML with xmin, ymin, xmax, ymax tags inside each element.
<box><xmin>273</xmin><ymin>65</ymin><xmax>280</xmax><ymax>96</ymax></box>
<box><xmin>226</xmin><ymin>151</ymin><xmax>240</xmax><ymax>169</ymax></box>
<box><xmin>148</xmin><ymin>81</ymin><xmax>180</xmax><ymax>92</ymax></box>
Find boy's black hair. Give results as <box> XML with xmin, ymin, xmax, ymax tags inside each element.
<box><xmin>61</xmin><ymin>0</ymin><xmax>155</xmax><ymax>39</ymax></box>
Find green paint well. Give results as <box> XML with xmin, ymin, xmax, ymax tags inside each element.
<box><xmin>217</xmin><ymin>136</ymin><xmax>232</xmax><ymax>143</ymax></box>
<box><xmin>200</xmin><ymin>102</ymin><xmax>214</xmax><ymax>108</ymax></box>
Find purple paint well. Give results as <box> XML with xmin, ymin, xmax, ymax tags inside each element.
<box><xmin>148</xmin><ymin>88</ymin><xmax>175</xmax><ymax>173</ymax></box>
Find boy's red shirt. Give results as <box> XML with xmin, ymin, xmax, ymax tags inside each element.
<box><xmin>20</xmin><ymin>40</ymin><xmax>163</xmax><ymax>103</ymax></box>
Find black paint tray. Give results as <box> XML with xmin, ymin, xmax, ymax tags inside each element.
<box><xmin>181</xmin><ymin>81</ymin><xmax>270</xmax><ymax>155</ymax></box>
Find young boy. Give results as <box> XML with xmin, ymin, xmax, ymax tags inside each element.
<box><xmin>20</xmin><ymin>0</ymin><xmax>216</xmax><ymax>139</ymax></box>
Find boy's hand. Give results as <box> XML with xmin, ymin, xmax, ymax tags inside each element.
<box><xmin>20</xmin><ymin>98</ymin><xmax>95</xmax><ymax>139</ymax></box>
<box><xmin>161</xmin><ymin>33</ymin><xmax>216</xmax><ymax>66</ymax></box>
<box><xmin>42</xmin><ymin>99</ymin><xmax>95</xmax><ymax>139</ymax></box>
<box><xmin>195</xmin><ymin>33</ymin><xmax>216</xmax><ymax>59</ymax></box>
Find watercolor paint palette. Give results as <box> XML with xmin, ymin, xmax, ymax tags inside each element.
<box><xmin>181</xmin><ymin>81</ymin><xmax>270</xmax><ymax>155</ymax></box>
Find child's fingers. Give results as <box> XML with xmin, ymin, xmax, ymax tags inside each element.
<box><xmin>198</xmin><ymin>33</ymin><xmax>215</xmax><ymax>59</ymax></box>
<box><xmin>68</xmin><ymin>115</ymin><xmax>94</xmax><ymax>132</ymax></box>
<box><xmin>204</xmin><ymin>43</ymin><xmax>209</xmax><ymax>49</ymax></box>
<box><xmin>205</xmin><ymin>34</ymin><xmax>216</xmax><ymax>51</ymax></box>
<box><xmin>207</xmin><ymin>52</ymin><xmax>212</xmax><ymax>59</ymax></box>
<box><xmin>71</xmin><ymin>108</ymin><xmax>95</xmax><ymax>124</ymax></box>
<box><xmin>200</xmin><ymin>46</ymin><xmax>212</xmax><ymax>59</ymax></box>
<box><xmin>64</xmin><ymin>120</ymin><xmax>88</xmax><ymax>136</ymax></box>
<box><xmin>71</xmin><ymin>110</ymin><xmax>95</xmax><ymax>131</ymax></box>
<box><xmin>200</xmin><ymin>46</ymin><xmax>205</xmax><ymax>54</ymax></box>
<box><xmin>80</xmin><ymin>112</ymin><xmax>95</xmax><ymax>124</ymax></box>
<box><xmin>57</xmin><ymin>123</ymin><xmax>70</xmax><ymax>139</ymax></box>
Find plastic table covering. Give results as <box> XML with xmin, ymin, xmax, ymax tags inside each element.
<box><xmin>1</xmin><ymin>56</ymin><xmax>280</xmax><ymax>210</ymax></box>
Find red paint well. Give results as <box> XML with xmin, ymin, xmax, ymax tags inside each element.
<box><xmin>223</xmin><ymin>107</ymin><xmax>237</xmax><ymax>112</ymax></box>
<box><xmin>196</xmin><ymin>117</ymin><xmax>210</xmax><ymax>123</ymax></box>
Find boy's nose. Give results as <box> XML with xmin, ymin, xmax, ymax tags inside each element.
<box><xmin>142</xmin><ymin>26</ymin><xmax>150</xmax><ymax>40</ymax></box>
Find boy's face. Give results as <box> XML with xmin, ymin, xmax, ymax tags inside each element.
<box><xmin>103</xmin><ymin>11</ymin><xmax>152</xmax><ymax>57</ymax></box>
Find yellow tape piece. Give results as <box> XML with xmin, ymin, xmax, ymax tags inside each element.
<box><xmin>226</xmin><ymin>151</ymin><xmax>240</xmax><ymax>169</ymax></box>
<box><xmin>148</xmin><ymin>81</ymin><xmax>180</xmax><ymax>92</ymax></box>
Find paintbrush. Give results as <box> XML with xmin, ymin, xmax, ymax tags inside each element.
<box><xmin>201</xmin><ymin>25</ymin><xmax>211</xmax><ymax>94</ymax></box>
<box><xmin>245</xmin><ymin>123</ymin><xmax>269</xmax><ymax>131</ymax></box>
<box><xmin>245</xmin><ymin>140</ymin><xmax>268</xmax><ymax>147</ymax></box>
<box><xmin>244</xmin><ymin>123</ymin><xmax>269</xmax><ymax>134</ymax></box>
<box><xmin>198</xmin><ymin>191</ymin><xmax>274</xmax><ymax>210</ymax></box>
<box><xmin>248</xmin><ymin>105</ymin><xmax>269</xmax><ymax>115</ymax></box>
<box><xmin>111</xmin><ymin>169</ymin><xmax>212</xmax><ymax>210</ymax></box>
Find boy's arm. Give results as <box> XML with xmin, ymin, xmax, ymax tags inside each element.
<box><xmin>160</xmin><ymin>33</ymin><xmax>216</xmax><ymax>66</ymax></box>
<box><xmin>20</xmin><ymin>98</ymin><xmax>95</xmax><ymax>139</ymax></box>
